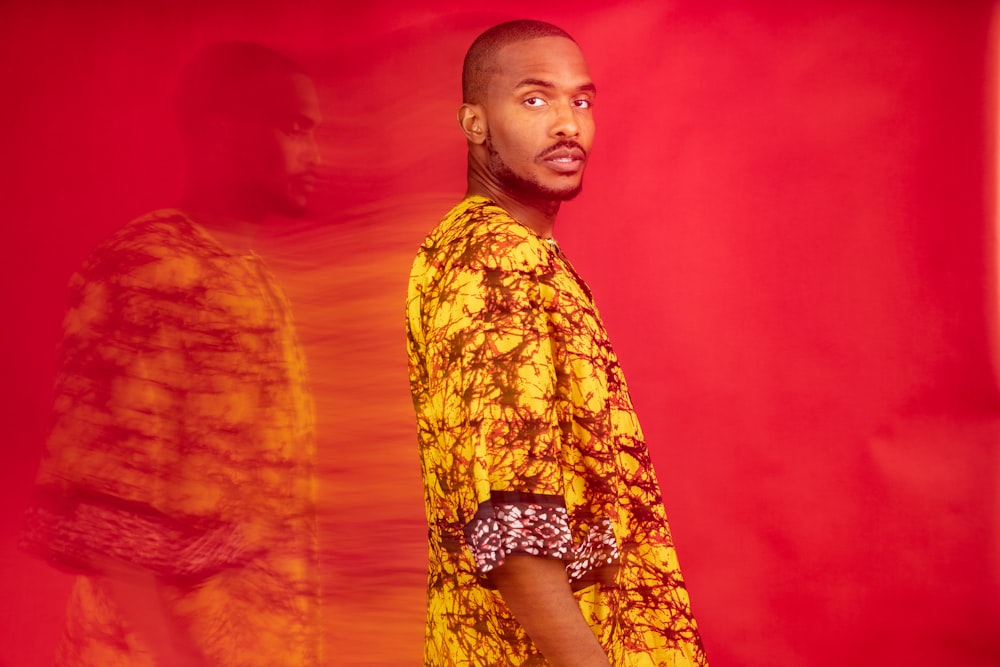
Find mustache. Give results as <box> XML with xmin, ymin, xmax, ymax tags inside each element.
<box><xmin>538</xmin><ymin>140</ymin><xmax>587</xmax><ymax>159</ymax></box>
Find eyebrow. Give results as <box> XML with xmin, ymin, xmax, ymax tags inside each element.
<box><xmin>513</xmin><ymin>77</ymin><xmax>597</xmax><ymax>95</ymax></box>
<box><xmin>297</xmin><ymin>112</ymin><xmax>321</xmax><ymax>127</ymax></box>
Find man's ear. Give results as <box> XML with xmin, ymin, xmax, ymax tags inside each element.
<box><xmin>198</xmin><ymin>112</ymin><xmax>244</xmax><ymax>160</ymax></box>
<box><xmin>457</xmin><ymin>103</ymin><xmax>486</xmax><ymax>145</ymax></box>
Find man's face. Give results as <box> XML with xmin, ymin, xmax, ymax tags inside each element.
<box><xmin>481</xmin><ymin>36</ymin><xmax>595</xmax><ymax>202</ymax></box>
<box><xmin>235</xmin><ymin>72</ymin><xmax>322</xmax><ymax>217</ymax></box>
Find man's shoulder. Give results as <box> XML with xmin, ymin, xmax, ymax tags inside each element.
<box><xmin>78</xmin><ymin>209</ymin><xmax>226</xmax><ymax>288</ymax></box>
<box><xmin>100</xmin><ymin>209</ymin><xmax>215</xmax><ymax>257</ymax></box>
<box><xmin>420</xmin><ymin>197</ymin><xmax>540</xmax><ymax>267</ymax></box>
<box><xmin>435</xmin><ymin>196</ymin><xmax>521</xmax><ymax>237</ymax></box>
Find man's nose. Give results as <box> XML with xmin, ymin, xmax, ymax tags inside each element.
<box><xmin>304</xmin><ymin>132</ymin><xmax>321</xmax><ymax>168</ymax></box>
<box><xmin>551</xmin><ymin>101</ymin><xmax>580</xmax><ymax>138</ymax></box>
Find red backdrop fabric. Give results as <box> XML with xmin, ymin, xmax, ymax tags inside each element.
<box><xmin>1</xmin><ymin>1</ymin><xmax>997</xmax><ymax>665</ymax></box>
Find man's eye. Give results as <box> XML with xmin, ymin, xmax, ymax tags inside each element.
<box><xmin>283</xmin><ymin>120</ymin><xmax>311</xmax><ymax>135</ymax></box>
<box><xmin>573</xmin><ymin>98</ymin><xmax>593</xmax><ymax>110</ymax></box>
<box><xmin>523</xmin><ymin>97</ymin><xmax>546</xmax><ymax>108</ymax></box>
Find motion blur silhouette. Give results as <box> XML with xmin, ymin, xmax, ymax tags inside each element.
<box><xmin>21</xmin><ymin>40</ymin><xmax>323</xmax><ymax>666</ymax></box>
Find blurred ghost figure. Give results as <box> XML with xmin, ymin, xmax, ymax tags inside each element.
<box><xmin>21</xmin><ymin>41</ymin><xmax>323</xmax><ymax>666</ymax></box>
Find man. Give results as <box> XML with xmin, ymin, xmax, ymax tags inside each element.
<box><xmin>406</xmin><ymin>20</ymin><xmax>709</xmax><ymax>666</ymax></box>
<box><xmin>23</xmin><ymin>41</ymin><xmax>322</xmax><ymax>666</ymax></box>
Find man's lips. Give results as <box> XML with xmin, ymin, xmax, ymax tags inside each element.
<box><xmin>291</xmin><ymin>172</ymin><xmax>320</xmax><ymax>193</ymax></box>
<box><xmin>541</xmin><ymin>146</ymin><xmax>587</xmax><ymax>173</ymax></box>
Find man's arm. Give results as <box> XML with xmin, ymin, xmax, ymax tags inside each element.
<box><xmin>98</xmin><ymin>561</ymin><xmax>210</xmax><ymax>667</ymax></box>
<box><xmin>25</xmin><ymin>230</ymin><xmax>249</xmax><ymax>664</ymax></box>
<box><xmin>442</xmin><ymin>231</ymin><xmax>611</xmax><ymax>664</ymax></box>
<box><xmin>488</xmin><ymin>554</ymin><xmax>612</xmax><ymax>667</ymax></box>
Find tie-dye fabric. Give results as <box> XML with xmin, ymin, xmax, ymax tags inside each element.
<box><xmin>23</xmin><ymin>210</ymin><xmax>320</xmax><ymax>666</ymax></box>
<box><xmin>406</xmin><ymin>196</ymin><xmax>708</xmax><ymax>666</ymax></box>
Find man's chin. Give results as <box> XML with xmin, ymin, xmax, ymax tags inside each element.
<box><xmin>272</xmin><ymin>193</ymin><xmax>310</xmax><ymax>219</ymax></box>
<box><xmin>508</xmin><ymin>178</ymin><xmax>583</xmax><ymax>204</ymax></box>
<box><xmin>555</xmin><ymin>183</ymin><xmax>583</xmax><ymax>201</ymax></box>
<box><xmin>536</xmin><ymin>181</ymin><xmax>582</xmax><ymax>202</ymax></box>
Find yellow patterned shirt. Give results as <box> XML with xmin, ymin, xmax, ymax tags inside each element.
<box><xmin>406</xmin><ymin>196</ymin><xmax>708</xmax><ymax>666</ymax></box>
<box><xmin>25</xmin><ymin>210</ymin><xmax>320</xmax><ymax>666</ymax></box>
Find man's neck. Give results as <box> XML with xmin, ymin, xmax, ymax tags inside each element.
<box><xmin>179</xmin><ymin>188</ymin><xmax>264</xmax><ymax>251</ymax></box>
<box><xmin>181</xmin><ymin>178</ymin><xmax>272</xmax><ymax>224</ymax></box>
<box><xmin>466</xmin><ymin>169</ymin><xmax>559</xmax><ymax>240</ymax></box>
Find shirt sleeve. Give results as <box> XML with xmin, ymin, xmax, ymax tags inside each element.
<box><xmin>21</xmin><ymin>489</ymin><xmax>255</xmax><ymax>582</ymax></box>
<box><xmin>444</xmin><ymin>236</ymin><xmax>576</xmax><ymax>576</ymax></box>
<box><xmin>22</xmin><ymin>229</ymin><xmax>253</xmax><ymax>581</ymax></box>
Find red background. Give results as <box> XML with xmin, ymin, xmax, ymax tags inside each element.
<box><xmin>1</xmin><ymin>1</ymin><xmax>998</xmax><ymax>665</ymax></box>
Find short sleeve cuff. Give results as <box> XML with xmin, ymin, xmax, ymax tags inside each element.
<box><xmin>21</xmin><ymin>489</ymin><xmax>254</xmax><ymax>582</ymax></box>
<box><xmin>461</xmin><ymin>491</ymin><xmax>622</xmax><ymax>587</ymax></box>
<box><xmin>462</xmin><ymin>491</ymin><xmax>573</xmax><ymax>577</ymax></box>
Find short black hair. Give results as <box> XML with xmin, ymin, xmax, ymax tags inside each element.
<box><xmin>174</xmin><ymin>40</ymin><xmax>305</xmax><ymax>138</ymax></box>
<box><xmin>462</xmin><ymin>20</ymin><xmax>576</xmax><ymax>104</ymax></box>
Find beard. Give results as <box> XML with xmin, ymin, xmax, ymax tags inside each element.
<box><xmin>229</xmin><ymin>184</ymin><xmax>309</xmax><ymax>220</ymax></box>
<box><xmin>485</xmin><ymin>132</ymin><xmax>583</xmax><ymax>202</ymax></box>
<box><xmin>272</xmin><ymin>183</ymin><xmax>310</xmax><ymax>219</ymax></box>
